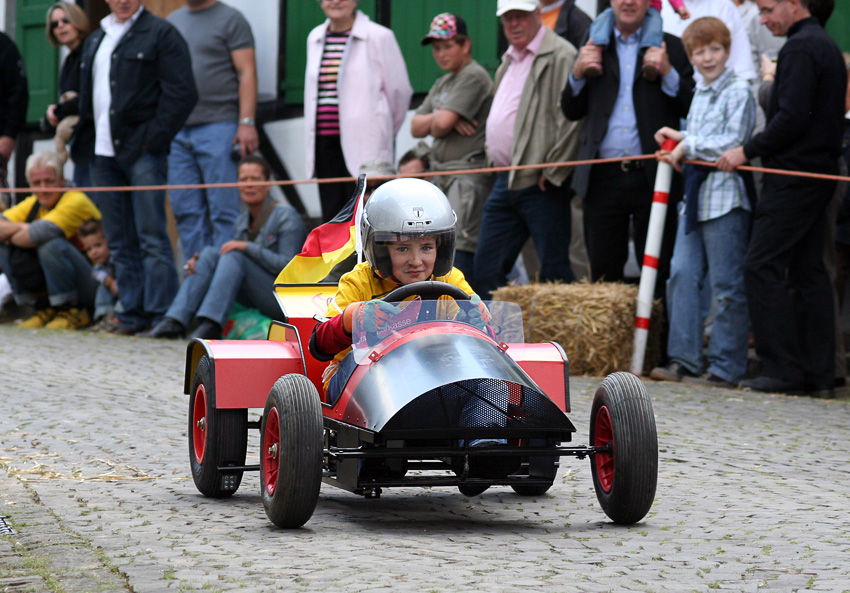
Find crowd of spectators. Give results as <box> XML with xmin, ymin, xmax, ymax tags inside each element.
<box><xmin>1</xmin><ymin>0</ymin><xmax>848</xmax><ymax>398</ymax></box>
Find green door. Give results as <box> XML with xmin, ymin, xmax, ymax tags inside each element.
<box><xmin>16</xmin><ymin>0</ymin><xmax>58</xmax><ymax>126</ymax></box>
<box><xmin>826</xmin><ymin>4</ymin><xmax>850</xmax><ymax>53</ymax></box>
<box><xmin>392</xmin><ymin>0</ymin><xmax>500</xmax><ymax>93</ymax></box>
<box><xmin>283</xmin><ymin>0</ymin><xmax>378</xmax><ymax>105</ymax></box>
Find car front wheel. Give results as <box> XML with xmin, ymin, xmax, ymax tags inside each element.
<box><xmin>260</xmin><ymin>374</ymin><xmax>324</xmax><ymax>528</ymax></box>
<box><xmin>590</xmin><ymin>372</ymin><xmax>658</xmax><ymax>524</ymax></box>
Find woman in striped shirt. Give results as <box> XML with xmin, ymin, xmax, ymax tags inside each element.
<box><xmin>305</xmin><ymin>0</ymin><xmax>412</xmax><ymax>222</ymax></box>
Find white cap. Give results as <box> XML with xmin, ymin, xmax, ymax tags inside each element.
<box><xmin>496</xmin><ymin>0</ymin><xmax>538</xmax><ymax>16</ymax></box>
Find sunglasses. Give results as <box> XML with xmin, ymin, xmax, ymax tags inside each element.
<box><xmin>50</xmin><ymin>17</ymin><xmax>70</xmax><ymax>30</ymax></box>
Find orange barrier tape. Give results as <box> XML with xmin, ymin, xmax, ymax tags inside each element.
<box><xmin>2</xmin><ymin>153</ymin><xmax>848</xmax><ymax>194</ymax></box>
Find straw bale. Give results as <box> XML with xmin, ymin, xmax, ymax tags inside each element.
<box><xmin>492</xmin><ymin>281</ymin><xmax>664</xmax><ymax>376</ymax></box>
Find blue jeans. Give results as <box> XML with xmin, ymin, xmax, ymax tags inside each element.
<box><xmin>168</xmin><ymin>121</ymin><xmax>241</xmax><ymax>259</ymax></box>
<box><xmin>0</xmin><ymin>238</ymin><xmax>97</xmax><ymax>308</ymax></box>
<box><xmin>666</xmin><ymin>207</ymin><xmax>751</xmax><ymax>383</ymax></box>
<box><xmin>165</xmin><ymin>246</ymin><xmax>281</xmax><ymax>328</ymax></box>
<box><xmin>327</xmin><ymin>350</ymin><xmax>358</xmax><ymax>407</ymax></box>
<box><xmin>473</xmin><ymin>173</ymin><xmax>574</xmax><ymax>299</ymax></box>
<box><xmin>590</xmin><ymin>6</ymin><xmax>663</xmax><ymax>48</ymax></box>
<box><xmin>93</xmin><ymin>283</ymin><xmax>122</xmax><ymax>320</ymax></box>
<box><xmin>92</xmin><ymin>151</ymin><xmax>179</xmax><ymax>331</ymax></box>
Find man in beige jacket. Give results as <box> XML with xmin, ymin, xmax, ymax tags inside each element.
<box><xmin>473</xmin><ymin>0</ymin><xmax>582</xmax><ymax>299</ymax></box>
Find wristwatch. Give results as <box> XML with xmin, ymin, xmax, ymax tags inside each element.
<box><xmin>238</xmin><ymin>117</ymin><xmax>255</xmax><ymax>126</ymax></box>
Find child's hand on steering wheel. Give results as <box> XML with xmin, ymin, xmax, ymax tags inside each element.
<box><xmin>343</xmin><ymin>300</ymin><xmax>402</xmax><ymax>334</ymax></box>
<box><xmin>456</xmin><ymin>294</ymin><xmax>491</xmax><ymax>332</ymax></box>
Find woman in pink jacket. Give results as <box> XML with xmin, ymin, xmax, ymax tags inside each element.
<box><xmin>305</xmin><ymin>0</ymin><xmax>413</xmax><ymax>222</ymax></box>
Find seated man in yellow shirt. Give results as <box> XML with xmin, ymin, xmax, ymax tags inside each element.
<box><xmin>0</xmin><ymin>151</ymin><xmax>100</xmax><ymax>329</ymax></box>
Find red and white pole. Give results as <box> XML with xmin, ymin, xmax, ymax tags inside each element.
<box><xmin>630</xmin><ymin>139</ymin><xmax>677</xmax><ymax>376</ymax></box>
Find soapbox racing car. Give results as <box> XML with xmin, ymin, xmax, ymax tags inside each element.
<box><xmin>183</xmin><ymin>281</ymin><xmax>658</xmax><ymax>529</ymax></box>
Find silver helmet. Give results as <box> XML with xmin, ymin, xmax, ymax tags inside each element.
<box><xmin>361</xmin><ymin>178</ymin><xmax>457</xmax><ymax>279</ymax></box>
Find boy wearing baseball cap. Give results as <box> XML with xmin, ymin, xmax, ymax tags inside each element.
<box><xmin>411</xmin><ymin>13</ymin><xmax>494</xmax><ymax>288</ymax></box>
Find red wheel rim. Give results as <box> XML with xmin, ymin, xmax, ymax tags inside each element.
<box><xmin>593</xmin><ymin>406</ymin><xmax>615</xmax><ymax>492</ymax></box>
<box><xmin>192</xmin><ymin>384</ymin><xmax>207</xmax><ymax>464</ymax></box>
<box><xmin>263</xmin><ymin>407</ymin><xmax>281</xmax><ymax>496</ymax></box>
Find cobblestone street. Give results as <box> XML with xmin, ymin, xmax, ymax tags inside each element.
<box><xmin>1</xmin><ymin>325</ymin><xmax>849</xmax><ymax>592</ymax></box>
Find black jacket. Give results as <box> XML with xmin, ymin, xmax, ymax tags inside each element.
<box><xmin>553</xmin><ymin>0</ymin><xmax>591</xmax><ymax>51</ymax></box>
<box><xmin>561</xmin><ymin>31</ymin><xmax>694</xmax><ymax>200</ymax></box>
<box><xmin>55</xmin><ymin>45</ymin><xmax>83</xmax><ymax>120</ymax></box>
<box><xmin>53</xmin><ymin>45</ymin><xmax>94</xmax><ymax>167</ymax></box>
<box><xmin>0</xmin><ymin>32</ymin><xmax>29</xmax><ymax>140</ymax></box>
<box><xmin>78</xmin><ymin>9</ymin><xmax>197</xmax><ymax>168</ymax></box>
<box><xmin>744</xmin><ymin>17</ymin><xmax>846</xmax><ymax>178</ymax></box>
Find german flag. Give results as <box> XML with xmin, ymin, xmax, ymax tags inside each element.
<box><xmin>275</xmin><ymin>175</ymin><xmax>366</xmax><ymax>284</ymax></box>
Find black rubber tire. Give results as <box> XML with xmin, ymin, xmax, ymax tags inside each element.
<box><xmin>511</xmin><ymin>477</ymin><xmax>554</xmax><ymax>497</ymax></box>
<box><xmin>590</xmin><ymin>372</ymin><xmax>658</xmax><ymax>524</ymax></box>
<box><xmin>260</xmin><ymin>374</ymin><xmax>324</xmax><ymax>528</ymax></box>
<box><xmin>457</xmin><ymin>483</ymin><xmax>489</xmax><ymax>497</ymax></box>
<box><xmin>188</xmin><ymin>355</ymin><xmax>248</xmax><ymax>498</ymax></box>
<box><xmin>511</xmin><ymin>440</ymin><xmax>557</xmax><ymax>496</ymax></box>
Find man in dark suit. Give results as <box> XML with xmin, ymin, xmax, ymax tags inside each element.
<box><xmin>561</xmin><ymin>0</ymin><xmax>694</xmax><ymax>284</ymax></box>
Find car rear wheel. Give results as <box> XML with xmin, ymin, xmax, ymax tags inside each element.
<box><xmin>512</xmin><ymin>442</ymin><xmax>557</xmax><ymax>496</ymax></box>
<box><xmin>188</xmin><ymin>355</ymin><xmax>248</xmax><ymax>498</ymax></box>
<box><xmin>511</xmin><ymin>482</ymin><xmax>552</xmax><ymax>496</ymax></box>
<box><xmin>260</xmin><ymin>374</ymin><xmax>324</xmax><ymax>528</ymax></box>
<box><xmin>590</xmin><ymin>372</ymin><xmax>658</xmax><ymax>524</ymax></box>
<box><xmin>457</xmin><ymin>483</ymin><xmax>489</xmax><ymax>497</ymax></box>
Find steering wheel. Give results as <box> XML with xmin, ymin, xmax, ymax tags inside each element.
<box><xmin>381</xmin><ymin>280</ymin><xmax>494</xmax><ymax>339</ymax></box>
<box><xmin>383</xmin><ymin>281</ymin><xmax>470</xmax><ymax>303</ymax></box>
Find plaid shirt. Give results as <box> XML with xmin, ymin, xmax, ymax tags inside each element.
<box><xmin>682</xmin><ymin>67</ymin><xmax>756</xmax><ymax>221</ymax></box>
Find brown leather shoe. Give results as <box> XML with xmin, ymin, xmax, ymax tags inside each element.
<box><xmin>110</xmin><ymin>325</ymin><xmax>137</xmax><ymax>336</ymax></box>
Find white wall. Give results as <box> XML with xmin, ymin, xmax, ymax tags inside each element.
<box><xmin>264</xmin><ymin>110</ymin><xmax>424</xmax><ymax>220</ymax></box>
<box><xmin>576</xmin><ymin>0</ymin><xmax>598</xmax><ymax>19</ymax></box>
<box><xmin>222</xmin><ymin>0</ymin><xmax>279</xmax><ymax>102</ymax></box>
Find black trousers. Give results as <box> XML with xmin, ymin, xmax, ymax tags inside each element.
<box><xmin>744</xmin><ymin>176</ymin><xmax>836</xmax><ymax>388</ymax></box>
<box><xmin>583</xmin><ymin>163</ymin><xmax>678</xmax><ymax>290</ymax></box>
<box><xmin>315</xmin><ymin>134</ymin><xmax>355</xmax><ymax>223</ymax></box>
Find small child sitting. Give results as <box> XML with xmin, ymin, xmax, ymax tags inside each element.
<box><xmin>585</xmin><ymin>0</ymin><xmax>690</xmax><ymax>79</ymax></box>
<box><xmin>78</xmin><ymin>218</ymin><xmax>120</xmax><ymax>331</ymax></box>
<box><xmin>650</xmin><ymin>17</ymin><xmax>756</xmax><ymax>388</ymax></box>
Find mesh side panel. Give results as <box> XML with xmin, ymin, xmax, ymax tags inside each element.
<box><xmin>383</xmin><ymin>378</ymin><xmax>565</xmax><ymax>432</ymax></box>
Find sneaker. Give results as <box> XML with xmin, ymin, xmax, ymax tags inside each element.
<box><xmin>683</xmin><ymin>372</ymin><xmax>736</xmax><ymax>389</ymax></box>
<box><xmin>17</xmin><ymin>308</ymin><xmax>56</xmax><ymax>328</ymax></box>
<box><xmin>86</xmin><ymin>314</ymin><xmax>121</xmax><ymax>333</ymax></box>
<box><xmin>649</xmin><ymin>361</ymin><xmax>695</xmax><ymax>382</ymax></box>
<box><xmin>45</xmin><ymin>307</ymin><xmax>91</xmax><ymax>330</ymax></box>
